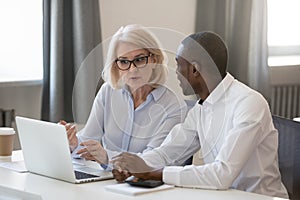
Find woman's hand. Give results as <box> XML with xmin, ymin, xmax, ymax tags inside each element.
<box><xmin>59</xmin><ymin>120</ymin><xmax>78</xmax><ymax>151</ymax></box>
<box><xmin>76</xmin><ymin>140</ymin><xmax>108</xmax><ymax>165</ymax></box>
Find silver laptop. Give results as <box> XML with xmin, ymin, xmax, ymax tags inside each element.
<box><xmin>15</xmin><ymin>116</ymin><xmax>113</xmax><ymax>184</ymax></box>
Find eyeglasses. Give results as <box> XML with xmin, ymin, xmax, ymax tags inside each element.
<box><xmin>115</xmin><ymin>54</ymin><xmax>152</xmax><ymax>71</ymax></box>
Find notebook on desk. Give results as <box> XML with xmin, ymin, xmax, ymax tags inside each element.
<box><xmin>105</xmin><ymin>183</ymin><xmax>174</xmax><ymax>196</ymax></box>
<box><xmin>15</xmin><ymin>116</ymin><xmax>113</xmax><ymax>184</ymax></box>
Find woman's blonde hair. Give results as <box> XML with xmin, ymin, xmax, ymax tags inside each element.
<box><xmin>102</xmin><ymin>24</ymin><xmax>168</xmax><ymax>89</ymax></box>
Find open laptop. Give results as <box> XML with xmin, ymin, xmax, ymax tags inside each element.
<box><xmin>15</xmin><ymin>116</ymin><xmax>113</xmax><ymax>184</ymax></box>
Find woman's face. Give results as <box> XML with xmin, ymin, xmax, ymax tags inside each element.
<box><xmin>116</xmin><ymin>42</ymin><xmax>155</xmax><ymax>92</ymax></box>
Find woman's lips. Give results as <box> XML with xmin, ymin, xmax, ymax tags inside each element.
<box><xmin>130</xmin><ymin>77</ymin><xmax>141</xmax><ymax>80</ymax></box>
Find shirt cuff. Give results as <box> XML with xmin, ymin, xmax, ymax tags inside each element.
<box><xmin>162</xmin><ymin>166</ymin><xmax>182</xmax><ymax>185</ymax></box>
<box><xmin>100</xmin><ymin>163</ymin><xmax>113</xmax><ymax>171</ymax></box>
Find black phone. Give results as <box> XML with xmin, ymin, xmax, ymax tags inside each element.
<box><xmin>125</xmin><ymin>176</ymin><xmax>164</xmax><ymax>188</ymax></box>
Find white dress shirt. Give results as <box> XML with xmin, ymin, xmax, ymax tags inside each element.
<box><xmin>141</xmin><ymin>73</ymin><xmax>288</xmax><ymax>198</ymax></box>
<box><xmin>75</xmin><ymin>83</ymin><xmax>187</xmax><ymax>160</ymax></box>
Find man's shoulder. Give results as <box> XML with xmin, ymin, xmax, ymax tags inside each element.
<box><xmin>230</xmin><ymin>79</ymin><xmax>264</xmax><ymax>99</ymax></box>
<box><xmin>229</xmin><ymin>80</ymin><xmax>269</xmax><ymax>113</ymax></box>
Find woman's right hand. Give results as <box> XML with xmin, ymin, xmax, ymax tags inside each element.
<box><xmin>59</xmin><ymin>120</ymin><xmax>78</xmax><ymax>152</ymax></box>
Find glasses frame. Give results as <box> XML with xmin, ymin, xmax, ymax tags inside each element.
<box><xmin>115</xmin><ymin>54</ymin><xmax>152</xmax><ymax>71</ymax></box>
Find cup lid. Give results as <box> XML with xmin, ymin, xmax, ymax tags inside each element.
<box><xmin>0</xmin><ymin>127</ymin><xmax>15</xmax><ymax>135</ymax></box>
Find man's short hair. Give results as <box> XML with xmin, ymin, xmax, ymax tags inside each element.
<box><xmin>181</xmin><ymin>31</ymin><xmax>228</xmax><ymax>78</ymax></box>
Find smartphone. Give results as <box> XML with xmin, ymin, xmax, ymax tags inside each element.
<box><xmin>125</xmin><ymin>176</ymin><xmax>164</xmax><ymax>188</ymax></box>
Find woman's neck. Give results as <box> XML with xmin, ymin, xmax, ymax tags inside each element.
<box><xmin>130</xmin><ymin>85</ymin><xmax>154</xmax><ymax>109</ymax></box>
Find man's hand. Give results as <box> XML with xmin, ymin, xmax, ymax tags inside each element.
<box><xmin>112</xmin><ymin>169</ymin><xmax>131</xmax><ymax>183</ymax></box>
<box><xmin>111</xmin><ymin>152</ymin><xmax>163</xmax><ymax>181</ymax></box>
<box><xmin>59</xmin><ymin>120</ymin><xmax>78</xmax><ymax>151</ymax></box>
<box><xmin>76</xmin><ymin>140</ymin><xmax>108</xmax><ymax>165</ymax></box>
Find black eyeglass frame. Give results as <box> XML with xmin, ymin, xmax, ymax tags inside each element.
<box><xmin>115</xmin><ymin>54</ymin><xmax>152</xmax><ymax>71</ymax></box>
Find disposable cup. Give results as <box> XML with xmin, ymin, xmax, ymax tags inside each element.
<box><xmin>0</xmin><ymin>127</ymin><xmax>15</xmax><ymax>157</ymax></box>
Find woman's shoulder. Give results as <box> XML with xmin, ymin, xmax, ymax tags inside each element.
<box><xmin>157</xmin><ymin>85</ymin><xmax>184</xmax><ymax>100</ymax></box>
<box><xmin>95</xmin><ymin>82</ymin><xmax>117</xmax><ymax>100</ymax></box>
<box><xmin>154</xmin><ymin>85</ymin><xmax>187</xmax><ymax>108</ymax></box>
<box><xmin>96</xmin><ymin>82</ymin><xmax>115</xmax><ymax>94</ymax></box>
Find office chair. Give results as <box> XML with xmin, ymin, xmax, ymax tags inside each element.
<box><xmin>272</xmin><ymin>115</ymin><xmax>300</xmax><ymax>200</ymax></box>
<box><xmin>95</xmin><ymin>77</ymin><xmax>105</xmax><ymax>96</ymax></box>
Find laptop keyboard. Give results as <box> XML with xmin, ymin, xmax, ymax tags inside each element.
<box><xmin>74</xmin><ymin>170</ymin><xmax>99</xmax><ymax>180</ymax></box>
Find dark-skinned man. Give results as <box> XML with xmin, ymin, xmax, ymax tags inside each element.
<box><xmin>111</xmin><ymin>31</ymin><xmax>288</xmax><ymax>199</ymax></box>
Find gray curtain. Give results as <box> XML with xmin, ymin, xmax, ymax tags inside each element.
<box><xmin>42</xmin><ymin>0</ymin><xmax>102</xmax><ymax>123</ymax></box>
<box><xmin>195</xmin><ymin>0</ymin><xmax>270</xmax><ymax>101</ymax></box>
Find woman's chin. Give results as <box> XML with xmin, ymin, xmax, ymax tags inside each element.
<box><xmin>127</xmin><ymin>83</ymin><xmax>148</xmax><ymax>91</ymax></box>
<box><xmin>127</xmin><ymin>79</ymin><xmax>141</xmax><ymax>85</ymax></box>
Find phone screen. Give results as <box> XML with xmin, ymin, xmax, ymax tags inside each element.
<box><xmin>125</xmin><ymin>176</ymin><xmax>164</xmax><ymax>188</ymax></box>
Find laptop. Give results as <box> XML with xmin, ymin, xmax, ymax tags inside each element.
<box><xmin>15</xmin><ymin>116</ymin><xmax>113</xmax><ymax>184</ymax></box>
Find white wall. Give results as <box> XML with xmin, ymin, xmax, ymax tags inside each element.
<box><xmin>99</xmin><ymin>0</ymin><xmax>196</xmax><ymax>39</ymax></box>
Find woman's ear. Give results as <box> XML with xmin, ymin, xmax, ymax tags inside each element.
<box><xmin>150</xmin><ymin>54</ymin><xmax>157</xmax><ymax>69</ymax></box>
<box><xmin>150</xmin><ymin>53</ymin><xmax>157</xmax><ymax>63</ymax></box>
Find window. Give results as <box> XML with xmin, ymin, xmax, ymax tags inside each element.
<box><xmin>0</xmin><ymin>1</ymin><xmax>43</xmax><ymax>83</ymax></box>
<box><xmin>267</xmin><ymin>0</ymin><xmax>300</xmax><ymax>67</ymax></box>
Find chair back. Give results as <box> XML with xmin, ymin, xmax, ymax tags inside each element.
<box><xmin>272</xmin><ymin>115</ymin><xmax>300</xmax><ymax>200</ymax></box>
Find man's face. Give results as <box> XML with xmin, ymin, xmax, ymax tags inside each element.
<box><xmin>176</xmin><ymin>56</ymin><xmax>195</xmax><ymax>96</ymax></box>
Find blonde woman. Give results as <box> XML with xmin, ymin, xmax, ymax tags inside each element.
<box><xmin>61</xmin><ymin>24</ymin><xmax>187</xmax><ymax>169</ymax></box>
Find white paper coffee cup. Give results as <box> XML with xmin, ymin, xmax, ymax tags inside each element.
<box><xmin>0</xmin><ymin>127</ymin><xmax>15</xmax><ymax>156</ymax></box>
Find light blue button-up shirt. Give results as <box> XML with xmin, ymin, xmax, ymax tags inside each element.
<box><xmin>76</xmin><ymin>82</ymin><xmax>187</xmax><ymax>160</ymax></box>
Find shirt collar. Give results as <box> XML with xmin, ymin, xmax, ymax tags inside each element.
<box><xmin>151</xmin><ymin>86</ymin><xmax>166</xmax><ymax>102</ymax></box>
<box><xmin>198</xmin><ymin>99</ymin><xmax>204</xmax><ymax>105</ymax></box>
<box><xmin>121</xmin><ymin>85</ymin><xmax>131</xmax><ymax>95</ymax></box>
<box><xmin>121</xmin><ymin>85</ymin><xmax>166</xmax><ymax>102</ymax></box>
<box><xmin>203</xmin><ymin>73</ymin><xmax>234</xmax><ymax>105</ymax></box>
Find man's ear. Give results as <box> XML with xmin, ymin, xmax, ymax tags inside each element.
<box><xmin>191</xmin><ymin>62</ymin><xmax>200</xmax><ymax>77</ymax></box>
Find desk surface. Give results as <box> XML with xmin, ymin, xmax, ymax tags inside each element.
<box><xmin>294</xmin><ymin>117</ymin><xmax>300</xmax><ymax>122</ymax></box>
<box><xmin>0</xmin><ymin>151</ymin><xmax>286</xmax><ymax>200</ymax></box>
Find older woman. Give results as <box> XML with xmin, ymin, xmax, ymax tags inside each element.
<box><xmin>61</xmin><ymin>24</ymin><xmax>187</xmax><ymax>168</ymax></box>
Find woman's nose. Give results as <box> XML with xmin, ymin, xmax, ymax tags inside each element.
<box><xmin>128</xmin><ymin>63</ymin><xmax>138</xmax><ymax>72</ymax></box>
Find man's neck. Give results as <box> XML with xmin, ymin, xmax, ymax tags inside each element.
<box><xmin>196</xmin><ymin>83</ymin><xmax>210</xmax><ymax>101</ymax></box>
<box><xmin>199</xmin><ymin>92</ymin><xmax>209</xmax><ymax>101</ymax></box>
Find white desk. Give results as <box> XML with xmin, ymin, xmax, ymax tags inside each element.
<box><xmin>0</xmin><ymin>151</ymin><xmax>287</xmax><ymax>200</ymax></box>
<box><xmin>294</xmin><ymin>117</ymin><xmax>300</xmax><ymax>122</ymax></box>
